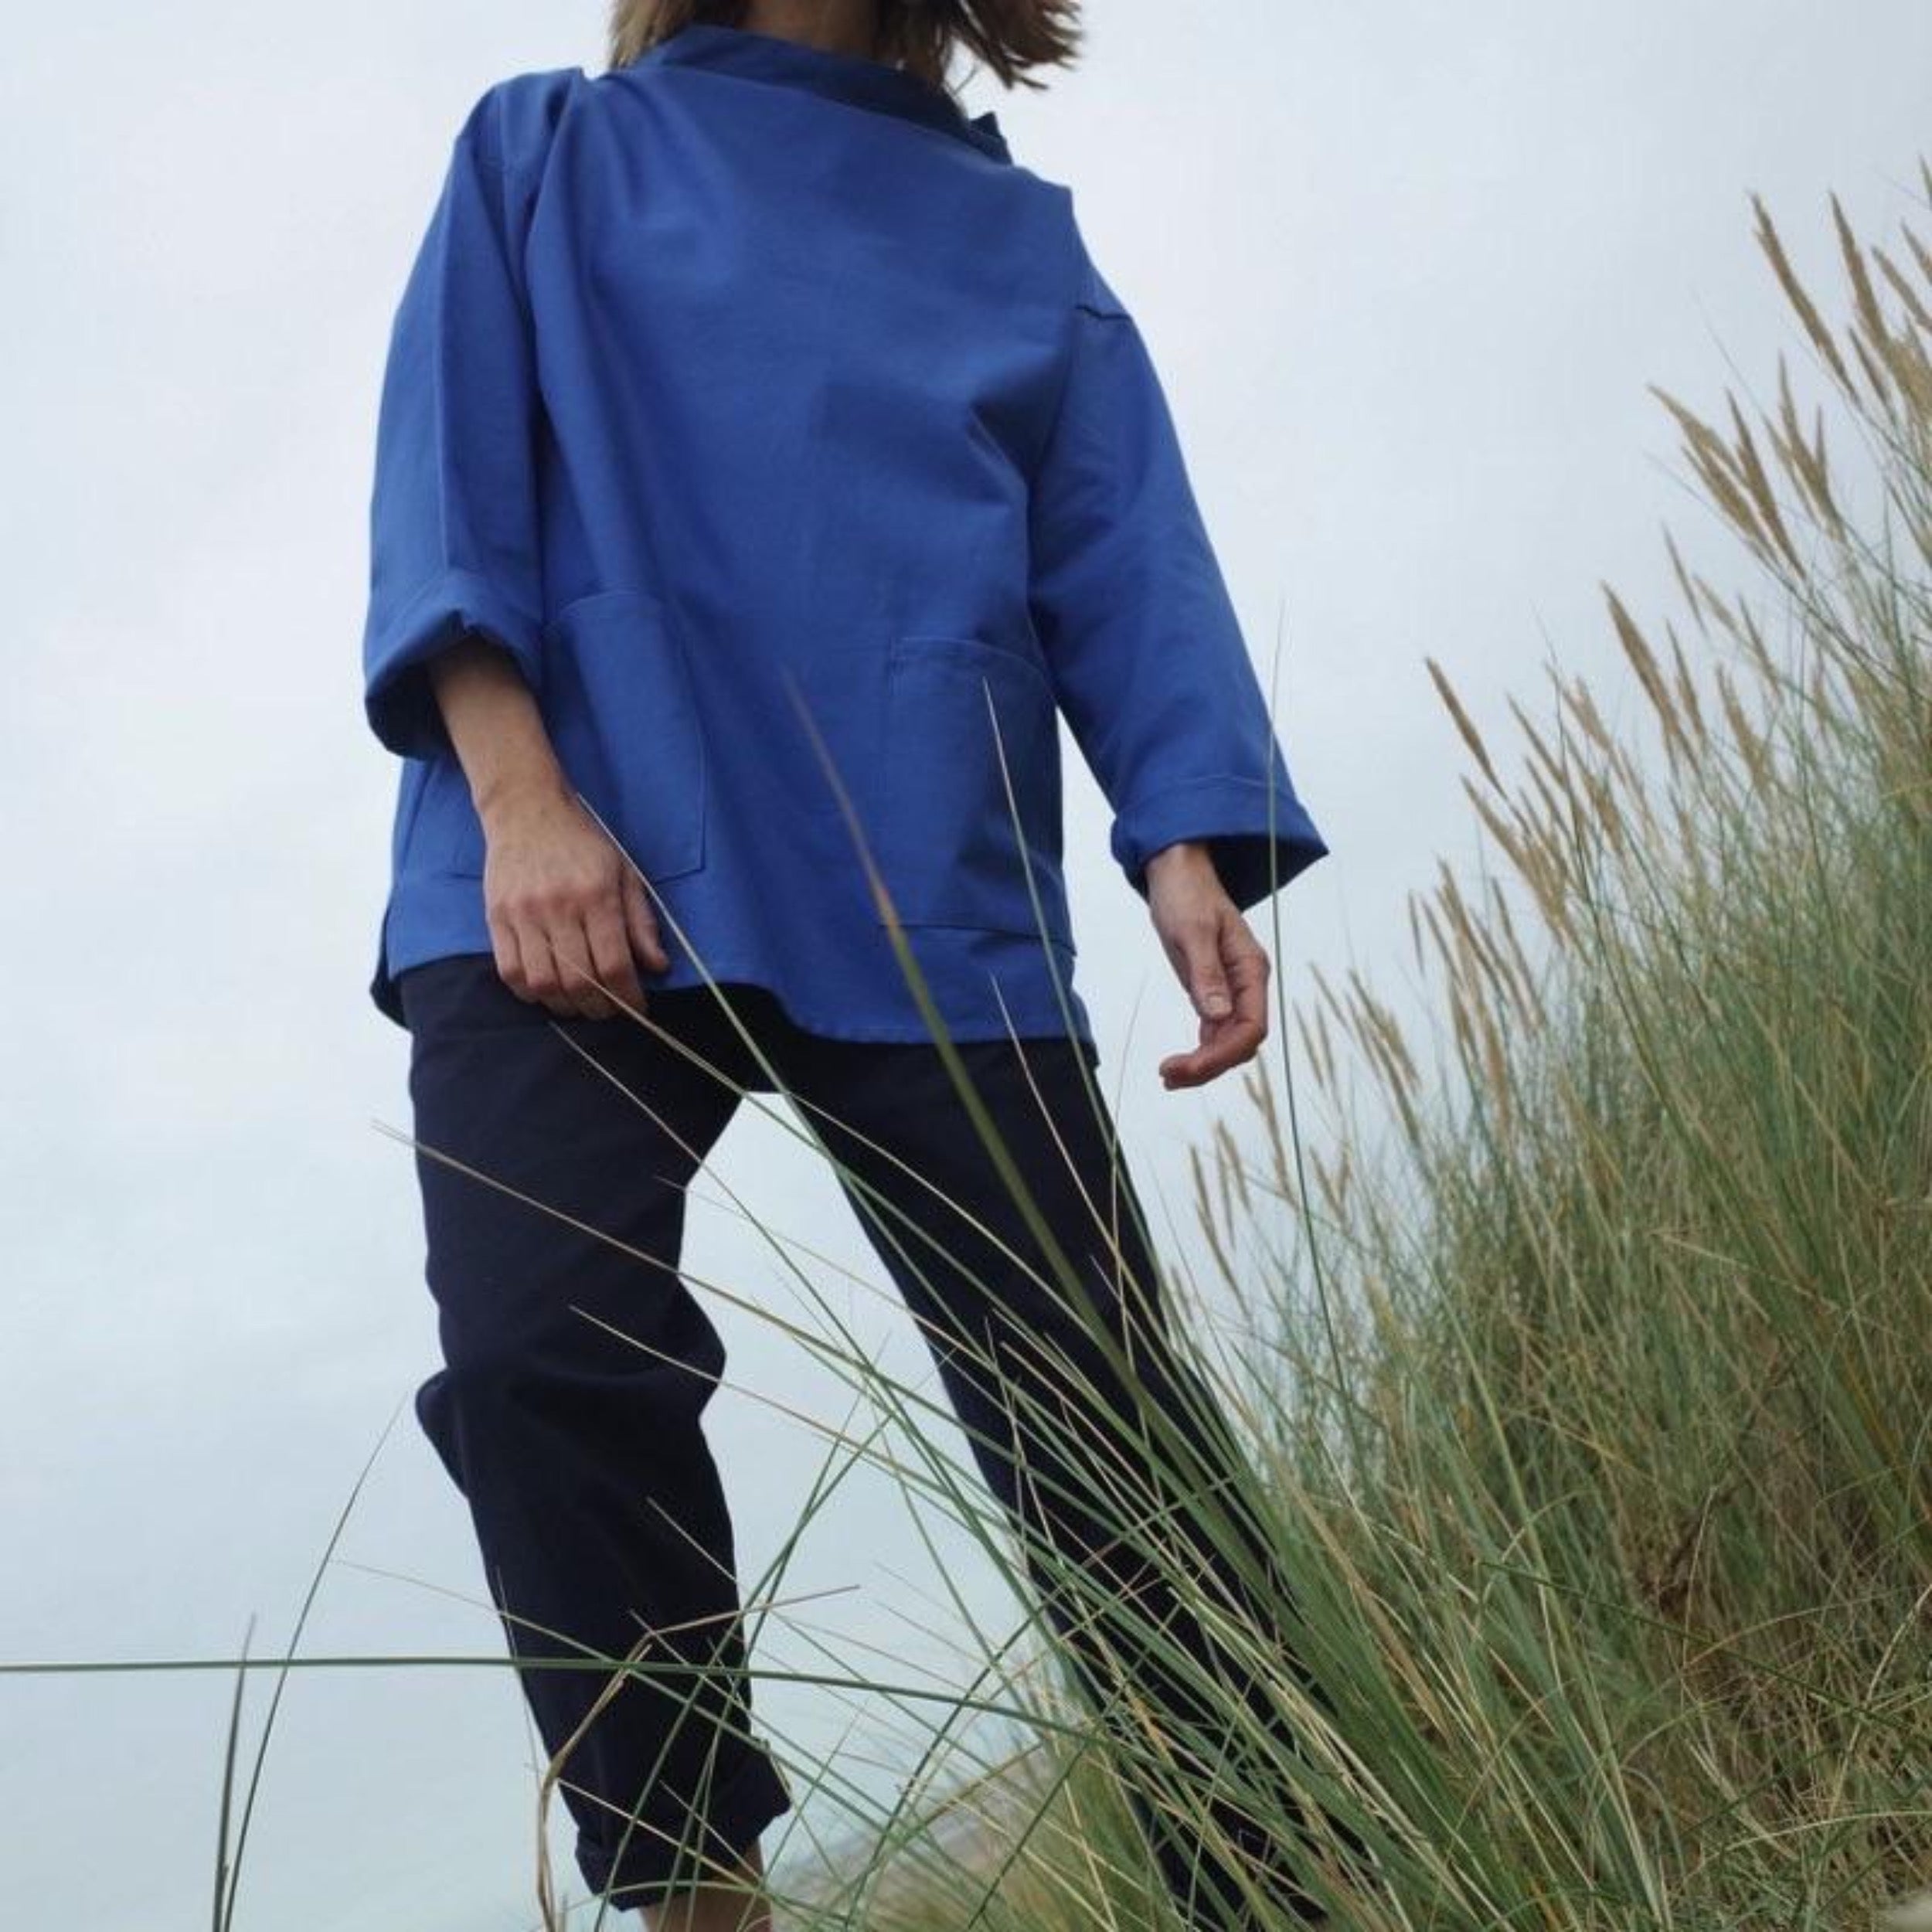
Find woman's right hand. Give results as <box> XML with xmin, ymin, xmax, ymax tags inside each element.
<box><xmin>480</xmin><ymin>775</ymin><xmax>672</xmax><ymax>1021</ymax></box>
<box><xmin>427</xmin><ymin>632</ymin><xmax>672</xmax><ymax>1022</ymax></box>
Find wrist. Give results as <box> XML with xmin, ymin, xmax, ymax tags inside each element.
<box><xmin>474</xmin><ymin>760</ymin><xmax>571</xmax><ymax>831</ymax></box>
<box><xmin>1145</xmin><ymin>838</ymin><xmax>1216</xmax><ymax>879</ymax></box>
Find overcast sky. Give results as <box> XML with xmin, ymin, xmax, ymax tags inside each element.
<box><xmin>4</xmin><ymin>2</ymin><xmax>1928</xmax><ymax>1925</ymax></box>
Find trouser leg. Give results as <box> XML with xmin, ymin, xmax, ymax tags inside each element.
<box><xmin>398</xmin><ymin>957</ymin><xmax>794</xmax><ymax>1914</ymax></box>
<box><xmin>777</xmin><ymin>1025</ymin><xmax>1365</xmax><ymax>1926</ymax></box>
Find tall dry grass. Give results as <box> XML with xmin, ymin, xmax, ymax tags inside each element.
<box><xmin>1158</xmin><ymin>168</ymin><xmax>1932</xmax><ymax>1925</ymax></box>
<box><xmin>777</xmin><ymin>166</ymin><xmax>1932</xmax><ymax>1930</ymax></box>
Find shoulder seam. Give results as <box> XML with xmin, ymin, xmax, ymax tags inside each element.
<box><xmin>465</xmin><ymin>67</ymin><xmax>583</xmax><ymax>182</ymax></box>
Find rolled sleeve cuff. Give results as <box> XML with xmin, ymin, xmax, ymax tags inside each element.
<box><xmin>1111</xmin><ymin>774</ymin><xmax>1330</xmax><ymax>912</ymax></box>
<box><xmin>362</xmin><ymin>566</ymin><xmax>545</xmax><ymax>760</ymax></box>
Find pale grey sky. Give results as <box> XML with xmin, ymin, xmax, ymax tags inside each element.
<box><xmin>3</xmin><ymin>2</ymin><xmax>1927</xmax><ymax>1924</ymax></box>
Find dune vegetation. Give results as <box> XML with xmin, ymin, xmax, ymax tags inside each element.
<box><xmin>743</xmin><ymin>165</ymin><xmax>1932</xmax><ymax>1932</ymax></box>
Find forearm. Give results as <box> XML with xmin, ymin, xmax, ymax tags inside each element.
<box><xmin>419</xmin><ymin>631</ymin><xmax>672</xmax><ymax>1019</ymax></box>
<box><xmin>426</xmin><ymin>634</ymin><xmax>571</xmax><ymax>831</ymax></box>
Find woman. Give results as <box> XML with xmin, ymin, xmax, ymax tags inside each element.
<box><xmin>359</xmin><ymin>2</ymin><xmax>1359</xmax><ymax>1926</ymax></box>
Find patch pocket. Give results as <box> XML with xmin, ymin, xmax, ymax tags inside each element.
<box><xmin>873</xmin><ymin>634</ymin><xmax>1074</xmax><ymax>953</ymax></box>
<box><xmin>537</xmin><ymin>588</ymin><xmax>708</xmax><ymax>885</ymax></box>
<box><xmin>413</xmin><ymin>751</ymin><xmax>485</xmax><ymax>876</ymax></box>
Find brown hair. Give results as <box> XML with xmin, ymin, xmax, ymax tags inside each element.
<box><xmin>603</xmin><ymin>1</ymin><xmax>1082</xmax><ymax>99</ymax></box>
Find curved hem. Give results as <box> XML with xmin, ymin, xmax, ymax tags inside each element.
<box><xmin>376</xmin><ymin>942</ymin><xmax>1099</xmax><ymax>1052</ymax></box>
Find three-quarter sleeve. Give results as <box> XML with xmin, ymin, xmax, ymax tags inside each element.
<box><xmin>359</xmin><ymin>85</ymin><xmax>550</xmax><ymax>761</ymax></box>
<box><xmin>1026</xmin><ymin>224</ymin><xmax>1329</xmax><ymax>911</ymax></box>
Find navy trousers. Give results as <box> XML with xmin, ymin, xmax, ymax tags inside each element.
<box><xmin>397</xmin><ymin>952</ymin><xmax>1362</xmax><ymax>1923</ymax></box>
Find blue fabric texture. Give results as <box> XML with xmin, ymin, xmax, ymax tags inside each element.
<box><xmin>360</xmin><ymin>21</ymin><xmax>1328</xmax><ymax>1043</ymax></box>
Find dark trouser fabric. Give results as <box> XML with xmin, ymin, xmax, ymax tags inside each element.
<box><xmin>398</xmin><ymin>953</ymin><xmax>1365</xmax><ymax>1924</ymax></box>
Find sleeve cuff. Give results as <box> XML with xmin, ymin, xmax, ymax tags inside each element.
<box><xmin>1110</xmin><ymin>774</ymin><xmax>1330</xmax><ymax>911</ymax></box>
<box><xmin>362</xmin><ymin>566</ymin><xmax>545</xmax><ymax>760</ymax></box>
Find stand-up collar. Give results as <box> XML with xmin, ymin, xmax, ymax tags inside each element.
<box><xmin>634</xmin><ymin>21</ymin><xmax>1012</xmax><ymax>163</ymax></box>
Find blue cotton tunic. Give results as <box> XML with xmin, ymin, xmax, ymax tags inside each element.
<box><xmin>360</xmin><ymin>21</ymin><xmax>1328</xmax><ymax>1044</ymax></box>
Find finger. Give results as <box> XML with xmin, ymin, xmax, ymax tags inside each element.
<box><xmin>1224</xmin><ymin>925</ymin><xmax>1271</xmax><ymax>1035</ymax></box>
<box><xmin>1161</xmin><ymin>1018</ymin><xmax>1236</xmax><ymax>1089</ymax></box>
<box><xmin>1165</xmin><ymin>916</ymin><xmax>1236</xmax><ymax>1032</ymax></box>
<box><xmin>1162</xmin><ymin>1022</ymin><xmax>1250</xmax><ymax>1088</ymax></box>
<box><xmin>583</xmin><ymin>891</ymin><xmax>647</xmax><ymax>1021</ymax></box>
<box><xmin>1187</xmin><ymin>921</ymin><xmax>1234</xmax><ymax>1024</ymax></box>
<box><xmin>488</xmin><ymin>907</ymin><xmax>526</xmax><ymax>1001</ymax></box>
<box><xmin>622</xmin><ymin>866</ymin><xmax>672</xmax><ymax>974</ymax></box>
<box><xmin>516</xmin><ymin>920</ymin><xmax>574</xmax><ymax>1019</ymax></box>
<box><xmin>1162</xmin><ymin>917</ymin><xmax>1269</xmax><ymax>1088</ymax></box>
<box><xmin>549</xmin><ymin>917</ymin><xmax>609</xmax><ymax>1020</ymax></box>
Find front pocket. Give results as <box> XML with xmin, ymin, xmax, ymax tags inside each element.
<box><xmin>536</xmin><ymin>589</ymin><xmax>708</xmax><ymax>886</ymax></box>
<box><xmin>415</xmin><ymin>751</ymin><xmax>485</xmax><ymax>876</ymax></box>
<box><xmin>396</xmin><ymin>747</ymin><xmax>483</xmax><ymax>878</ymax></box>
<box><xmin>872</xmin><ymin>634</ymin><xmax>1074</xmax><ymax>953</ymax></box>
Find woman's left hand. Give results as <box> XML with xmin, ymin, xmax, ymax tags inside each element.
<box><xmin>1145</xmin><ymin>842</ymin><xmax>1271</xmax><ymax>1089</ymax></box>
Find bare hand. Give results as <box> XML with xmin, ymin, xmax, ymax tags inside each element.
<box><xmin>1146</xmin><ymin>842</ymin><xmax>1270</xmax><ymax>1088</ymax></box>
<box><xmin>477</xmin><ymin>775</ymin><xmax>672</xmax><ymax>1020</ymax></box>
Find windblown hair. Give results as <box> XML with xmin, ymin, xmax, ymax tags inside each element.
<box><xmin>604</xmin><ymin>0</ymin><xmax>1082</xmax><ymax>97</ymax></box>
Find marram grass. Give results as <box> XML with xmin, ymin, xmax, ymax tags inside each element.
<box><xmin>754</xmin><ymin>168</ymin><xmax>1932</xmax><ymax>1930</ymax></box>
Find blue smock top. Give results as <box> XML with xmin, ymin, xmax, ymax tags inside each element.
<box><xmin>360</xmin><ymin>20</ymin><xmax>1328</xmax><ymax>1043</ymax></box>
